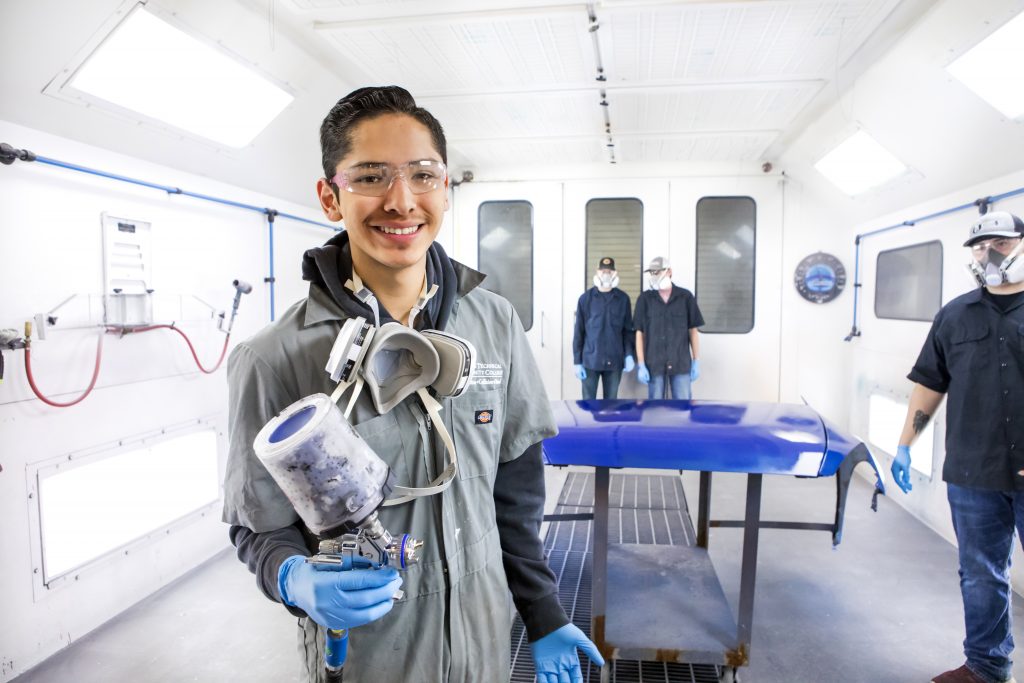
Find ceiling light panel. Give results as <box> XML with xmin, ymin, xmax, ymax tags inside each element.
<box><xmin>599</xmin><ymin>0</ymin><xmax>902</xmax><ymax>82</ymax></box>
<box><xmin>610</xmin><ymin>83</ymin><xmax>822</xmax><ymax>133</ymax></box>
<box><xmin>423</xmin><ymin>91</ymin><xmax>604</xmax><ymax>141</ymax></box>
<box><xmin>813</xmin><ymin>129</ymin><xmax>908</xmax><ymax>195</ymax></box>
<box><xmin>318</xmin><ymin>10</ymin><xmax>595</xmax><ymax>93</ymax></box>
<box><xmin>449</xmin><ymin>138</ymin><xmax>605</xmax><ymax>166</ymax></box>
<box><xmin>616</xmin><ymin>133</ymin><xmax>777</xmax><ymax>163</ymax></box>
<box><xmin>946</xmin><ymin>9</ymin><xmax>1024</xmax><ymax>119</ymax></box>
<box><xmin>64</xmin><ymin>8</ymin><xmax>293</xmax><ymax>148</ymax></box>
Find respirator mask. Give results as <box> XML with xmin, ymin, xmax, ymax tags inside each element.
<box><xmin>593</xmin><ymin>270</ymin><xmax>619</xmax><ymax>291</ymax></box>
<box><xmin>252</xmin><ymin>269</ymin><xmax>476</xmax><ymax>530</ymax></box>
<box><xmin>964</xmin><ymin>212</ymin><xmax>1024</xmax><ymax>287</ymax></box>
<box><xmin>647</xmin><ymin>269</ymin><xmax>672</xmax><ymax>291</ymax></box>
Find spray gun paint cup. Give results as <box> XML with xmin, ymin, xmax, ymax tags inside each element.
<box><xmin>253</xmin><ymin>393</ymin><xmax>395</xmax><ymax>536</ymax></box>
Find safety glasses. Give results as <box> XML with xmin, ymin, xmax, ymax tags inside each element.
<box><xmin>331</xmin><ymin>160</ymin><xmax>447</xmax><ymax>197</ymax></box>
<box><xmin>971</xmin><ymin>236</ymin><xmax>1022</xmax><ymax>254</ymax></box>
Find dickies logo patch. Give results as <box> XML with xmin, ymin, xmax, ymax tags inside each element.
<box><xmin>475</xmin><ymin>410</ymin><xmax>494</xmax><ymax>425</ymax></box>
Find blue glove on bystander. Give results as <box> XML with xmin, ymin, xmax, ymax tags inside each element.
<box><xmin>530</xmin><ymin>623</ymin><xmax>605</xmax><ymax>683</ymax></box>
<box><xmin>623</xmin><ymin>355</ymin><xmax>635</xmax><ymax>372</ymax></box>
<box><xmin>637</xmin><ymin>363</ymin><xmax>650</xmax><ymax>384</ymax></box>
<box><xmin>891</xmin><ymin>445</ymin><xmax>912</xmax><ymax>493</ymax></box>
<box><xmin>574</xmin><ymin>364</ymin><xmax>587</xmax><ymax>381</ymax></box>
<box><xmin>690</xmin><ymin>359</ymin><xmax>700</xmax><ymax>383</ymax></box>
<box><xmin>278</xmin><ymin>555</ymin><xmax>402</xmax><ymax>631</ymax></box>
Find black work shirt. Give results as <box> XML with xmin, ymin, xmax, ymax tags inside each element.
<box><xmin>572</xmin><ymin>287</ymin><xmax>635</xmax><ymax>370</ymax></box>
<box><xmin>908</xmin><ymin>287</ymin><xmax>1024</xmax><ymax>491</ymax></box>
<box><xmin>634</xmin><ymin>285</ymin><xmax>704</xmax><ymax>376</ymax></box>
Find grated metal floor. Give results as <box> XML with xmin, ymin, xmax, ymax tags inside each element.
<box><xmin>509</xmin><ymin>472</ymin><xmax>724</xmax><ymax>683</ymax></box>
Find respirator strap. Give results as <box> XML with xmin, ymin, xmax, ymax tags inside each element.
<box><xmin>330</xmin><ymin>376</ymin><xmax>366</xmax><ymax>419</ymax></box>
<box><xmin>408</xmin><ymin>279</ymin><xmax>439</xmax><ymax>329</ymax></box>
<box><xmin>345</xmin><ymin>272</ymin><xmax>381</xmax><ymax>328</ymax></box>
<box><xmin>382</xmin><ymin>387</ymin><xmax>458</xmax><ymax>506</ymax></box>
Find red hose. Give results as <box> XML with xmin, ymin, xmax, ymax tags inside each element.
<box><xmin>23</xmin><ymin>325</ymin><xmax>229</xmax><ymax>408</ymax></box>
<box><xmin>123</xmin><ymin>324</ymin><xmax>231</xmax><ymax>374</ymax></box>
<box><xmin>24</xmin><ymin>333</ymin><xmax>105</xmax><ymax>408</ymax></box>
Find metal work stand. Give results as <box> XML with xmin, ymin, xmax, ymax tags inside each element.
<box><xmin>590</xmin><ymin>468</ymin><xmax>763</xmax><ymax>683</ymax></box>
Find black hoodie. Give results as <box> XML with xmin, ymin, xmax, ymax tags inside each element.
<box><xmin>301</xmin><ymin>230</ymin><xmax>459</xmax><ymax>330</ymax></box>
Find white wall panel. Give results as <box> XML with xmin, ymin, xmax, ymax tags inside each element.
<box><xmin>450</xmin><ymin>181</ymin><xmax>564</xmax><ymax>400</ymax></box>
<box><xmin>0</xmin><ymin>119</ymin><xmax>328</xmax><ymax>681</ymax></box>
<box><xmin>669</xmin><ymin>176</ymin><xmax>784</xmax><ymax>402</ymax></box>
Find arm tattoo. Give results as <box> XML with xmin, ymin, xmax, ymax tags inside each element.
<box><xmin>912</xmin><ymin>410</ymin><xmax>931</xmax><ymax>435</ymax></box>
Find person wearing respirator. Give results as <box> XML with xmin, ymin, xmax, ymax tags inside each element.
<box><xmin>633</xmin><ymin>256</ymin><xmax>704</xmax><ymax>400</ymax></box>
<box><xmin>892</xmin><ymin>211</ymin><xmax>1024</xmax><ymax>683</ymax></box>
<box><xmin>572</xmin><ymin>256</ymin><xmax>636</xmax><ymax>399</ymax></box>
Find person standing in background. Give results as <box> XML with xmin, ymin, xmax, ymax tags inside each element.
<box><xmin>892</xmin><ymin>212</ymin><xmax>1024</xmax><ymax>683</ymax></box>
<box><xmin>572</xmin><ymin>256</ymin><xmax>635</xmax><ymax>399</ymax></box>
<box><xmin>634</xmin><ymin>256</ymin><xmax>704</xmax><ymax>400</ymax></box>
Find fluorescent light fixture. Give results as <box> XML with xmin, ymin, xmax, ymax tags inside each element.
<box><xmin>813</xmin><ymin>130</ymin><xmax>907</xmax><ymax>196</ymax></box>
<box><xmin>947</xmin><ymin>9</ymin><xmax>1024</xmax><ymax>119</ymax></box>
<box><xmin>68</xmin><ymin>7</ymin><xmax>293</xmax><ymax>147</ymax></box>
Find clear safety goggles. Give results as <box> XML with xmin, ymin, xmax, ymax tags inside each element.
<box><xmin>331</xmin><ymin>160</ymin><xmax>447</xmax><ymax>197</ymax></box>
<box><xmin>970</xmin><ymin>236</ymin><xmax>1022</xmax><ymax>257</ymax></box>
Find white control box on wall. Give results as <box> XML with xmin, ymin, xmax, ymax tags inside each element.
<box><xmin>101</xmin><ymin>213</ymin><xmax>153</xmax><ymax>327</ymax></box>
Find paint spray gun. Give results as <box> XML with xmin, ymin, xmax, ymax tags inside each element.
<box><xmin>253</xmin><ymin>394</ymin><xmax>422</xmax><ymax>682</ymax></box>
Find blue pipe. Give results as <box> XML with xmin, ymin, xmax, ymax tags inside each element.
<box><xmin>26</xmin><ymin>153</ymin><xmax>341</xmax><ymax>322</ymax></box>
<box><xmin>267</xmin><ymin>212</ymin><xmax>277</xmax><ymax>321</ymax></box>
<box><xmin>36</xmin><ymin>156</ymin><xmax>180</xmax><ymax>194</ymax></box>
<box><xmin>847</xmin><ymin>185</ymin><xmax>1024</xmax><ymax>340</ymax></box>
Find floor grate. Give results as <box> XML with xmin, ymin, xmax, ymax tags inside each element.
<box><xmin>509</xmin><ymin>472</ymin><xmax>723</xmax><ymax>683</ymax></box>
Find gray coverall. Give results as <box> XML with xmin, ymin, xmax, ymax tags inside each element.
<box><xmin>222</xmin><ymin>265</ymin><xmax>556</xmax><ymax>682</ymax></box>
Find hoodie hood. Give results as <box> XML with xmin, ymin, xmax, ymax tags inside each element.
<box><xmin>301</xmin><ymin>231</ymin><xmax>459</xmax><ymax>331</ymax></box>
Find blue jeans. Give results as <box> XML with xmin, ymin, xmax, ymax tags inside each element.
<box><xmin>647</xmin><ymin>373</ymin><xmax>691</xmax><ymax>400</ymax></box>
<box><xmin>947</xmin><ymin>482</ymin><xmax>1024</xmax><ymax>683</ymax></box>
<box><xmin>581</xmin><ymin>369</ymin><xmax>622</xmax><ymax>400</ymax></box>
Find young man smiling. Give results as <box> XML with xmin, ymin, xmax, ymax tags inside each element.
<box><xmin>222</xmin><ymin>86</ymin><xmax>603</xmax><ymax>682</ymax></box>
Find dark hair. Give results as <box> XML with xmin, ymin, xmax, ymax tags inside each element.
<box><xmin>320</xmin><ymin>85</ymin><xmax>447</xmax><ymax>182</ymax></box>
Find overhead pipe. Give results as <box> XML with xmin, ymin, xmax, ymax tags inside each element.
<box><xmin>845</xmin><ymin>185</ymin><xmax>1024</xmax><ymax>341</ymax></box>
<box><xmin>0</xmin><ymin>142</ymin><xmax>338</xmax><ymax>322</ymax></box>
<box><xmin>586</xmin><ymin>3</ymin><xmax>616</xmax><ymax>164</ymax></box>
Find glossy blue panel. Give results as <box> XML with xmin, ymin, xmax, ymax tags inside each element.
<box><xmin>817</xmin><ymin>413</ymin><xmax>863</xmax><ymax>477</ymax></box>
<box><xmin>544</xmin><ymin>400</ymin><xmax>832</xmax><ymax>476</ymax></box>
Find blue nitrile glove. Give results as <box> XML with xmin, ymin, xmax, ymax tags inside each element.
<box><xmin>530</xmin><ymin>623</ymin><xmax>605</xmax><ymax>683</ymax></box>
<box><xmin>574</xmin><ymin>364</ymin><xmax>587</xmax><ymax>381</ymax></box>
<box><xmin>892</xmin><ymin>445</ymin><xmax>912</xmax><ymax>493</ymax></box>
<box><xmin>690</xmin><ymin>359</ymin><xmax>700</xmax><ymax>383</ymax></box>
<box><xmin>637</xmin><ymin>363</ymin><xmax>650</xmax><ymax>384</ymax></box>
<box><xmin>278</xmin><ymin>555</ymin><xmax>402</xmax><ymax>631</ymax></box>
<box><xmin>623</xmin><ymin>355</ymin><xmax>635</xmax><ymax>372</ymax></box>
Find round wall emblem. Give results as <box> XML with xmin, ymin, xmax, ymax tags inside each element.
<box><xmin>794</xmin><ymin>252</ymin><xmax>846</xmax><ymax>304</ymax></box>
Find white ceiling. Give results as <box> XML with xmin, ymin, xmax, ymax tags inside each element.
<box><xmin>1</xmin><ymin>0</ymin><xmax>1008</xmax><ymax>212</ymax></box>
